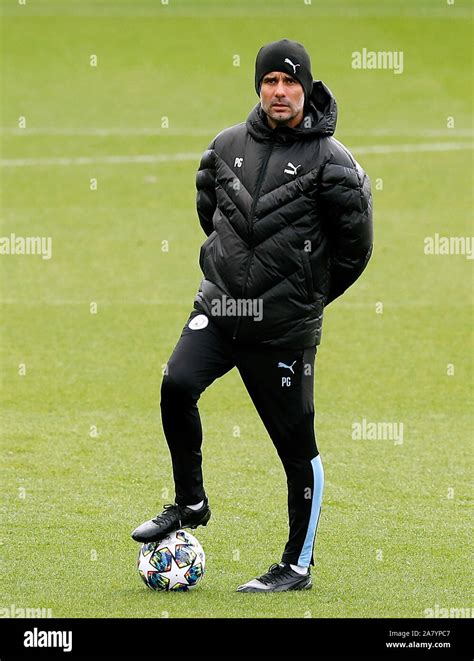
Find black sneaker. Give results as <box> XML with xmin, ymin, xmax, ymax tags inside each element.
<box><xmin>236</xmin><ymin>562</ymin><xmax>312</xmax><ymax>593</ymax></box>
<box><xmin>131</xmin><ymin>497</ymin><xmax>211</xmax><ymax>543</ymax></box>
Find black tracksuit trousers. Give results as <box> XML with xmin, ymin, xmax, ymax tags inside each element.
<box><xmin>160</xmin><ymin>310</ymin><xmax>324</xmax><ymax>567</ymax></box>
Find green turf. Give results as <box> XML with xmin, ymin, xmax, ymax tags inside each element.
<box><xmin>0</xmin><ymin>0</ymin><xmax>472</xmax><ymax>618</ymax></box>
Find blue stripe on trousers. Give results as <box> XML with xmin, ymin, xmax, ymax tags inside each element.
<box><xmin>297</xmin><ymin>454</ymin><xmax>324</xmax><ymax>567</ymax></box>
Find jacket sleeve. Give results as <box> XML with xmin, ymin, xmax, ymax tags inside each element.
<box><xmin>319</xmin><ymin>147</ymin><xmax>373</xmax><ymax>304</ymax></box>
<box><xmin>196</xmin><ymin>140</ymin><xmax>217</xmax><ymax>237</ymax></box>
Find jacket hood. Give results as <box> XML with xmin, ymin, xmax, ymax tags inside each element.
<box><xmin>246</xmin><ymin>80</ymin><xmax>337</xmax><ymax>143</ymax></box>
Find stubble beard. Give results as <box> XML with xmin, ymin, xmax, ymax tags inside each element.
<box><xmin>262</xmin><ymin>99</ymin><xmax>304</xmax><ymax>127</ymax></box>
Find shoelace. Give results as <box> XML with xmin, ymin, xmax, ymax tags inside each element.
<box><xmin>151</xmin><ymin>503</ymin><xmax>181</xmax><ymax>526</ymax></box>
<box><xmin>257</xmin><ymin>563</ymin><xmax>293</xmax><ymax>586</ymax></box>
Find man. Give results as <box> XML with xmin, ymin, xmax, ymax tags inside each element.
<box><xmin>132</xmin><ymin>39</ymin><xmax>373</xmax><ymax>593</ymax></box>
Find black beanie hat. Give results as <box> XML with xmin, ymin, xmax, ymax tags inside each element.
<box><xmin>255</xmin><ymin>38</ymin><xmax>313</xmax><ymax>103</ymax></box>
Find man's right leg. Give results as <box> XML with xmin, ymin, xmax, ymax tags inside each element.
<box><xmin>161</xmin><ymin>311</ymin><xmax>235</xmax><ymax>507</ymax></box>
<box><xmin>131</xmin><ymin>310</ymin><xmax>235</xmax><ymax>542</ymax></box>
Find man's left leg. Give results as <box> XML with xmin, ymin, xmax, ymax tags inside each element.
<box><xmin>235</xmin><ymin>344</ymin><xmax>324</xmax><ymax>593</ymax></box>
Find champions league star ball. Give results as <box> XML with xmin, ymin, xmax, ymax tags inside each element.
<box><xmin>137</xmin><ymin>530</ymin><xmax>205</xmax><ymax>591</ymax></box>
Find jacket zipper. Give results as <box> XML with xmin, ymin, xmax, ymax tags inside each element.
<box><xmin>232</xmin><ymin>137</ymin><xmax>275</xmax><ymax>340</ymax></box>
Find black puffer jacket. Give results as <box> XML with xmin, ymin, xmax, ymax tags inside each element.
<box><xmin>194</xmin><ymin>80</ymin><xmax>373</xmax><ymax>348</ymax></box>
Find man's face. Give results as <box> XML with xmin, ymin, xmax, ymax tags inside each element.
<box><xmin>259</xmin><ymin>71</ymin><xmax>305</xmax><ymax>128</ymax></box>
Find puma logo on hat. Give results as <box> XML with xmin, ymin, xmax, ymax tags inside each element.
<box><xmin>284</xmin><ymin>58</ymin><xmax>300</xmax><ymax>74</ymax></box>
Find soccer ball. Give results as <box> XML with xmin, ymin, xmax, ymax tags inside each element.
<box><xmin>137</xmin><ymin>529</ymin><xmax>205</xmax><ymax>592</ymax></box>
